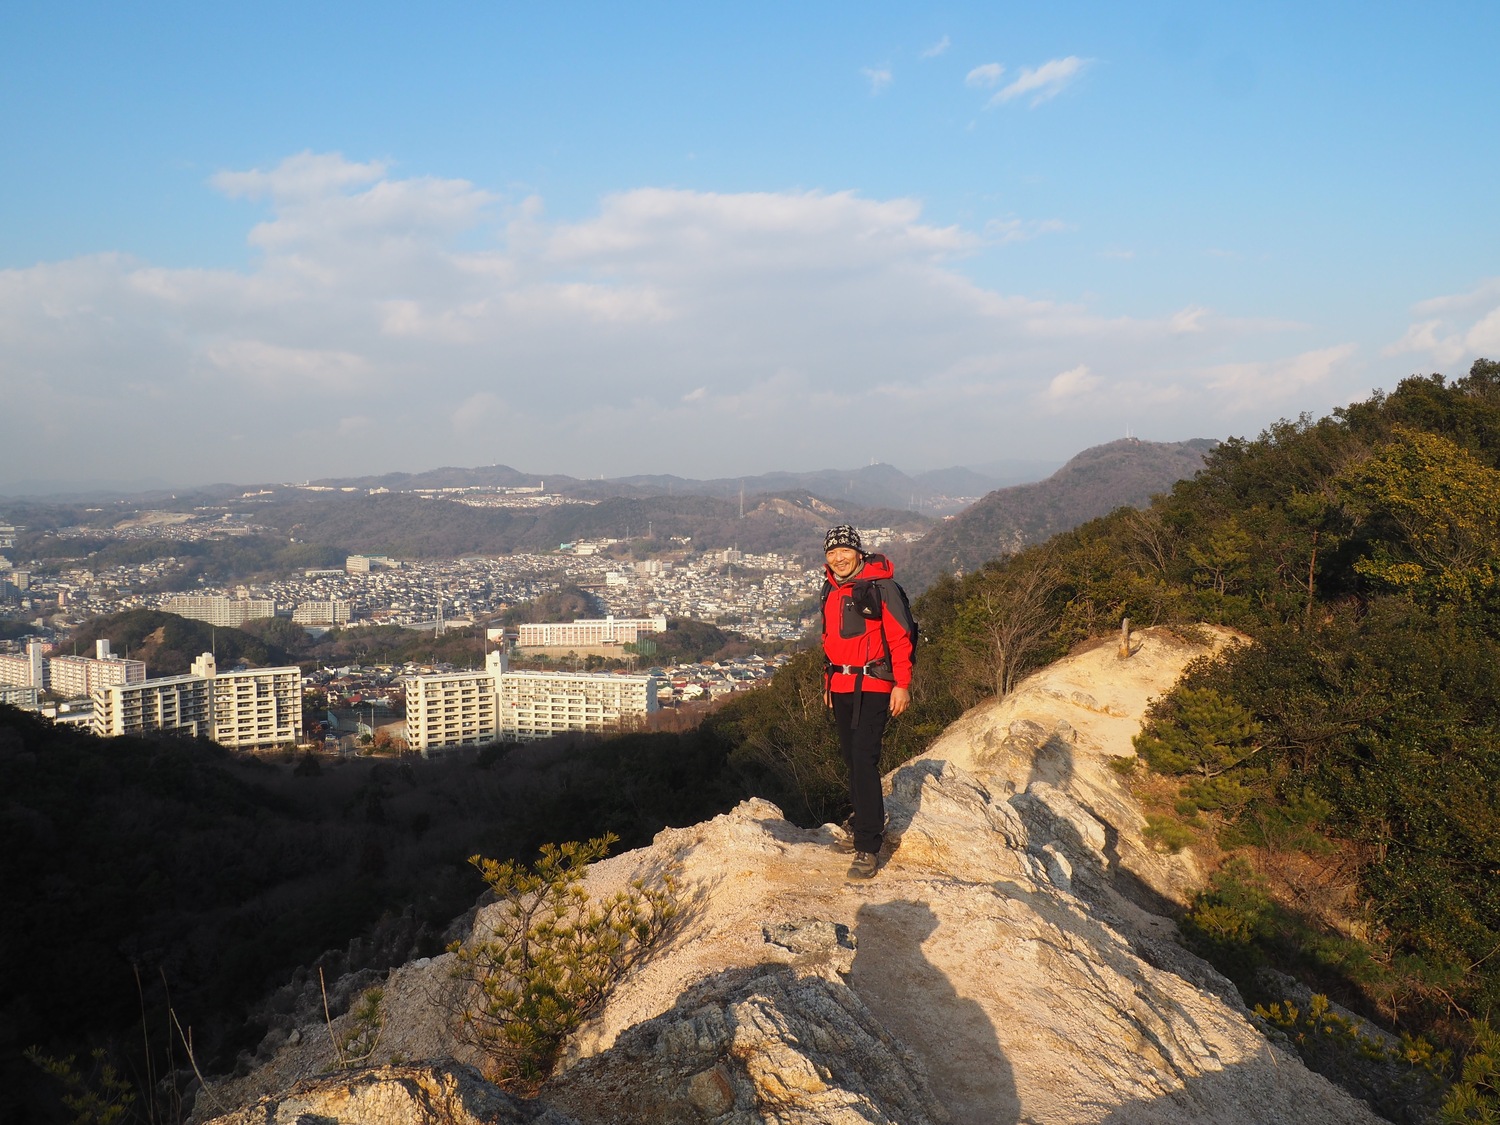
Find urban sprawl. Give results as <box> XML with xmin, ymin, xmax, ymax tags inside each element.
<box><xmin>0</xmin><ymin>512</ymin><xmax>914</xmax><ymax>753</ymax></box>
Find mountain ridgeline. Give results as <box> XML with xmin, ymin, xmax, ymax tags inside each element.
<box><xmin>896</xmin><ymin>437</ymin><xmax>1218</xmax><ymax>592</ymax></box>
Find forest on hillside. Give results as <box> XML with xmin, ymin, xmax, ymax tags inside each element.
<box><xmin>717</xmin><ymin>360</ymin><xmax>1500</xmax><ymax>1120</ymax></box>
<box><xmin>14</xmin><ymin>363</ymin><xmax>1500</xmax><ymax>1122</ymax></box>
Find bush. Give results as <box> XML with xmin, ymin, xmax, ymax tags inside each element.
<box><xmin>448</xmin><ymin>835</ymin><xmax>677</xmax><ymax>1090</ymax></box>
<box><xmin>1444</xmin><ymin>1018</ymin><xmax>1500</xmax><ymax>1123</ymax></box>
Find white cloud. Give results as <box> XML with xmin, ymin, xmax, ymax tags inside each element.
<box><xmin>989</xmin><ymin>56</ymin><xmax>1088</xmax><ymax>107</ymax></box>
<box><xmin>921</xmin><ymin>36</ymin><xmax>951</xmax><ymax>59</ymax></box>
<box><xmin>1466</xmin><ymin>307</ymin><xmax>1500</xmax><ymax>354</ymax></box>
<box><xmin>984</xmin><ymin>217</ymin><xmax>1070</xmax><ymax>244</ymax></box>
<box><xmin>862</xmin><ymin>67</ymin><xmax>892</xmax><ymax>95</ymax></box>
<box><xmin>965</xmin><ymin>62</ymin><xmax>1005</xmax><ymax>89</ymax></box>
<box><xmin>1385</xmin><ymin>279</ymin><xmax>1500</xmax><ymax>367</ymax></box>
<box><xmin>451</xmin><ymin>391</ymin><xmax>506</xmax><ymax>435</ymax></box>
<box><xmin>211</xmin><ymin>151</ymin><xmax>387</xmax><ymax>202</ymax></box>
<box><xmin>1170</xmin><ymin>306</ymin><xmax>1209</xmax><ymax>334</ymax></box>
<box><xmin>0</xmin><ymin>152</ymin><xmax>1387</xmax><ymax>484</ymax></box>
<box><xmin>1204</xmin><ymin>344</ymin><xmax>1357</xmax><ymax>411</ymax></box>
<box><xmin>1044</xmin><ymin>364</ymin><xmax>1102</xmax><ymax>403</ymax></box>
<box><xmin>202</xmin><ymin>340</ymin><xmax>371</xmax><ymax>393</ymax></box>
<box><xmin>1411</xmin><ymin>277</ymin><xmax>1500</xmax><ymax>317</ymax></box>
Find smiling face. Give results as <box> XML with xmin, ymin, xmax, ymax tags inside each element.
<box><xmin>825</xmin><ymin>546</ymin><xmax>863</xmax><ymax>580</ymax></box>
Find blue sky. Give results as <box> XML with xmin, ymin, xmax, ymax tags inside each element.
<box><xmin>3</xmin><ymin>2</ymin><xmax>1499</xmax><ymax>490</ymax></box>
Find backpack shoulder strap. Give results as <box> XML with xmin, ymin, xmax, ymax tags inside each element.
<box><xmin>872</xmin><ymin>578</ymin><xmax>917</xmax><ymax>668</ymax></box>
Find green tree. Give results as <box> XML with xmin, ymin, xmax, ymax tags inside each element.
<box><xmin>1337</xmin><ymin>427</ymin><xmax>1500</xmax><ymax>606</ymax></box>
<box><xmin>448</xmin><ymin>836</ymin><xmax>677</xmax><ymax>1090</ymax></box>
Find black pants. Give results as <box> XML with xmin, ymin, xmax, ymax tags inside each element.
<box><xmin>832</xmin><ymin>690</ymin><xmax>889</xmax><ymax>855</ymax></box>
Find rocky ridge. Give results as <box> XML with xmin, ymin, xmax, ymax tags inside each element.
<box><xmin>204</xmin><ymin>626</ymin><xmax>1385</xmax><ymax>1124</ymax></box>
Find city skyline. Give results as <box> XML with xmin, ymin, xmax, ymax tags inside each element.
<box><xmin>3</xmin><ymin>2</ymin><xmax>1498</xmax><ymax>491</ymax></box>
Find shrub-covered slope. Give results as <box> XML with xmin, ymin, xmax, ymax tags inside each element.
<box><xmin>899</xmin><ymin>437</ymin><xmax>1216</xmax><ymax>593</ymax></box>
<box><xmin>872</xmin><ymin>361</ymin><xmax>1500</xmax><ymax>1112</ymax></box>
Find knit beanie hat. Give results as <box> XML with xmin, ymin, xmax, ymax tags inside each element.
<box><xmin>824</xmin><ymin>524</ymin><xmax>863</xmax><ymax>553</ymax></box>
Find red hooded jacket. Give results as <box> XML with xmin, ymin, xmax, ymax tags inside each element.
<box><xmin>821</xmin><ymin>553</ymin><xmax>914</xmax><ymax>694</ymax></box>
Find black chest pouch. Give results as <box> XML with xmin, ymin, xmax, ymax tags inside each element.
<box><xmin>840</xmin><ymin>582</ymin><xmax>883</xmax><ymax>637</ymax></box>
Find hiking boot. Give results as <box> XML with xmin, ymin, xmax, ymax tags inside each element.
<box><xmin>833</xmin><ymin>812</ymin><xmax>889</xmax><ymax>854</ymax></box>
<box><xmin>846</xmin><ymin>851</ymin><xmax>878</xmax><ymax>880</ymax></box>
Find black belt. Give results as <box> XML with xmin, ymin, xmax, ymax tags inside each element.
<box><xmin>825</xmin><ymin>660</ymin><xmax>895</xmax><ymax>728</ymax></box>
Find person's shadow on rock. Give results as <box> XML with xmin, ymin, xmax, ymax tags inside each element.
<box><xmin>852</xmin><ymin>899</ymin><xmax>1021</xmax><ymax>1124</ymax></box>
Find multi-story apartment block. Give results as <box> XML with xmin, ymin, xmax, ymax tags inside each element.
<box><xmin>292</xmin><ymin>600</ymin><xmax>353</xmax><ymax>626</ymax></box>
<box><xmin>91</xmin><ymin>674</ymin><xmax>212</xmax><ymax>739</ymax></box>
<box><xmin>516</xmin><ymin>615</ymin><xmax>667</xmax><ymax>648</ymax></box>
<box><xmin>47</xmin><ymin>639</ymin><xmax>147</xmax><ymax>698</ymax></box>
<box><xmin>404</xmin><ymin>653</ymin><xmax>503</xmax><ymax>751</ymax></box>
<box><xmin>90</xmin><ymin>653</ymin><xmax>302</xmax><ymax>748</ymax></box>
<box><xmin>191</xmin><ymin>653</ymin><xmax>302</xmax><ymax>749</ymax></box>
<box><xmin>401</xmin><ymin>651</ymin><xmax>660</xmax><ymax>750</ymax></box>
<box><xmin>496</xmin><ymin>668</ymin><xmax>659</xmax><ymax>741</ymax></box>
<box><xmin>345</xmin><ymin>555</ymin><xmax>393</xmax><ymax>573</ymax></box>
<box><xmin>164</xmin><ymin>595</ymin><xmax>277</xmax><ymax>627</ymax></box>
<box><xmin>0</xmin><ymin>684</ymin><xmax>39</xmax><ymax>708</ymax></box>
<box><xmin>0</xmin><ymin>639</ymin><xmax>45</xmax><ymax>690</ymax></box>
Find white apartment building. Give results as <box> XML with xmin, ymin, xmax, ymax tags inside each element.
<box><xmin>404</xmin><ymin>653</ymin><xmax>503</xmax><ymax>751</ymax></box>
<box><xmin>192</xmin><ymin>653</ymin><xmax>303</xmax><ymax>749</ymax></box>
<box><xmin>0</xmin><ymin>639</ymin><xmax>45</xmax><ymax>690</ymax></box>
<box><xmin>292</xmin><ymin>600</ymin><xmax>353</xmax><ymax>626</ymax></box>
<box><xmin>164</xmin><ymin>595</ymin><xmax>277</xmax><ymax>627</ymax></box>
<box><xmin>517</xmin><ymin>615</ymin><xmax>668</xmax><ymax>648</ymax></box>
<box><xmin>497</xmin><ymin>669</ymin><xmax>659</xmax><ymax>741</ymax></box>
<box><xmin>401</xmin><ymin>651</ymin><xmax>660</xmax><ymax>750</ymax></box>
<box><xmin>0</xmin><ymin>684</ymin><xmax>39</xmax><ymax>708</ymax></box>
<box><xmin>89</xmin><ymin>654</ymin><xmax>302</xmax><ymax>748</ymax></box>
<box><xmin>345</xmin><ymin>555</ymin><xmax>393</xmax><ymax>573</ymax></box>
<box><xmin>47</xmin><ymin>640</ymin><xmax>146</xmax><ymax>698</ymax></box>
<box><xmin>92</xmin><ymin>674</ymin><xmax>212</xmax><ymax>739</ymax></box>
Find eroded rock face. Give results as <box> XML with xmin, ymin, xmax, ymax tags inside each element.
<box><xmin>202</xmin><ymin>1061</ymin><xmax>575</xmax><ymax>1125</ymax></box>
<box><xmin>204</xmin><ymin>627</ymin><xmax>1383</xmax><ymax>1125</ymax></box>
<box><xmin>547</xmin><ymin>965</ymin><xmax>948</xmax><ymax>1125</ymax></box>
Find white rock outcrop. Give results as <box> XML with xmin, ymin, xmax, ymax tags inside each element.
<box><xmin>206</xmin><ymin>626</ymin><xmax>1384</xmax><ymax>1125</ymax></box>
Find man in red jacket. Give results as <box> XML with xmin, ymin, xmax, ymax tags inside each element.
<box><xmin>821</xmin><ymin>524</ymin><xmax>915</xmax><ymax>879</ymax></box>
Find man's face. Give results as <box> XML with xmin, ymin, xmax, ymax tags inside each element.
<box><xmin>826</xmin><ymin>546</ymin><xmax>862</xmax><ymax>579</ymax></box>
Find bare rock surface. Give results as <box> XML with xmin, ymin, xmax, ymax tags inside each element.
<box><xmin>203</xmin><ymin>1061</ymin><xmax>576</xmax><ymax>1125</ymax></box>
<box><xmin>205</xmin><ymin>626</ymin><xmax>1383</xmax><ymax>1125</ymax></box>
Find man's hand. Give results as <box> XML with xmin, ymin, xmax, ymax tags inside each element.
<box><xmin>890</xmin><ymin>686</ymin><xmax>910</xmax><ymax>717</ymax></box>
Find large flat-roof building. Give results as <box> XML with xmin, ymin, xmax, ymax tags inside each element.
<box><xmin>164</xmin><ymin>595</ymin><xmax>277</xmax><ymax>627</ymax></box>
<box><xmin>496</xmin><ymin>668</ymin><xmax>659</xmax><ymax>741</ymax></box>
<box><xmin>516</xmin><ymin>615</ymin><xmax>667</xmax><ymax>649</ymax></box>
<box><xmin>90</xmin><ymin>653</ymin><xmax>302</xmax><ymax>749</ymax></box>
<box><xmin>292</xmin><ymin>600</ymin><xmax>353</xmax><ymax>626</ymax></box>
<box><xmin>47</xmin><ymin>640</ymin><xmax>147</xmax><ymax>698</ymax></box>
<box><xmin>405</xmin><ymin>657</ymin><xmax>503</xmax><ymax>751</ymax></box>
<box><xmin>0</xmin><ymin>684</ymin><xmax>40</xmax><ymax>709</ymax></box>
<box><xmin>0</xmin><ymin>639</ymin><xmax>45</xmax><ymax>690</ymax></box>
<box><xmin>401</xmin><ymin>651</ymin><xmax>660</xmax><ymax>751</ymax></box>
<box><xmin>92</xmin><ymin>674</ymin><xmax>213</xmax><ymax>740</ymax></box>
<box><xmin>192</xmin><ymin>653</ymin><xmax>303</xmax><ymax>749</ymax></box>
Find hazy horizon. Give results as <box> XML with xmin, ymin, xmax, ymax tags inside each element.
<box><xmin>0</xmin><ymin>451</ymin><xmax>1076</xmax><ymax>500</ymax></box>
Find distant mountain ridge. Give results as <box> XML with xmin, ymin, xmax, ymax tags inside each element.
<box><xmin>898</xmin><ymin>438</ymin><xmax>1217</xmax><ymax>592</ymax></box>
<box><xmin>305</xmin><ymin>459</ymin><xmax>1059</xmax><ymax>516</ymax></box>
